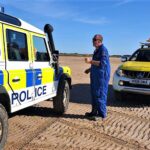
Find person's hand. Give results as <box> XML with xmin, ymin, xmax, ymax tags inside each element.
<box><xmin>84</xmin><ymin>68</ymin><xmax>90</xmax><ymax>74</ymax></box>
<box><xmin>85</xmin><ymin>57</ymin><xmax>92</xmax><ymax>64</ymax></box>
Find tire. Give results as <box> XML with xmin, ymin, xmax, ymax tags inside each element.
<box><xmin>0</xmin><ymin>104</ymin><xmax>8</xmax><ymax>150</ymax></box>
<box><xmin>53</xmin><ymin>80</ymin><xmax>70</xmax><ymax>115</ymax></box>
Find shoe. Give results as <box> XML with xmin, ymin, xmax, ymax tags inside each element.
<box><xmin>91</xmin><ymin>115</ymin><xmax>103</xmax><ymax>121</ymax></box>
<box><xmin>85</xmin><ymin>112</ymin><xmax>97</xmax><ymax>117</ymax></box>
<box><xmin>87</xmin><ymin>114</ymin><xmax>106</xmax><ymax>121</ymax></box>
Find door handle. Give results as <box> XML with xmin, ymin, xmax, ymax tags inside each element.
<box><xmin>12</xmin><ymin>77</ymin><xmax>20</xmax><ymax>82</ymax></box>
<box><xmin>37</xmin><ymin>74</ymin><xmax>42</xmax><ymax>79</ymax></box>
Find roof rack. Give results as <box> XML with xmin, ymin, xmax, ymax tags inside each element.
<box><xmin>140</xmin><ymin>42</ymin><xmax>150</xmax><ymax>48</ymax></box>
<box><xmin>0</xmin><ymin>12</ymin><xmax>21</xmax><ymax>26</ymax></box>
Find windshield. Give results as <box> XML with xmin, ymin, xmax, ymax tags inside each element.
<box><xmin>129</xmin><ymin>49</ymin><xmax>150</xmax><ymax>62</ymax></box>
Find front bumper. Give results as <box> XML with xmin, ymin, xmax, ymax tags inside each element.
<box><xmin>113</xmin><ymin>72</ymin><xmax>150</xmax><ymax>95</ymax></box>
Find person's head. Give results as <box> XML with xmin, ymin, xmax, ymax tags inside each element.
<box><xmin>34</xmin><ymin>47</ymin><xmax>37</xmax><ymax>60</ymax></box>
<box><xmin>92</xmin><ymin>34</ymin><xmax>103</xmax><ymax>48</ymax></box>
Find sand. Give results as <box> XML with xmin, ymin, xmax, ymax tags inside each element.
<box><xmin>5</xmin><ymin>56</ymin><xmax>150</xmax><ymax>150</ymax></box>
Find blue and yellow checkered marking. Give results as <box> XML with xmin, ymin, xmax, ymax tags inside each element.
<box><xmin>0</xmin><ymin>70</ymin><xmax>4</xmax><ymax>85</ymax></box>
<box><xmin>0</xmin><ymin>67</ymin><xmax>68</xmax><ymax>91</ymax></box>
<box><xmin>35</xmin><ymin>69</ymin><xmax>42</xmax><ymax>85</ymax></box>
<box><xmin>26</xmin><ymin>68</ymin><xmax>55</xmax><ymax>87</ymax></box>
<box><xmin>26</xmin><ymin>69</ymin><xmax>47</xmax><ymax>87</ymax></box>
<box><xmin>25</xmin><ymin>69</ymin><xmax>34</xmax><ymax>87</ymax></box>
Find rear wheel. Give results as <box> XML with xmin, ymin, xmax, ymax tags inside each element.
<box><xmin>53</xmin><ymin>80</ymin><xmax>70</xmax><ymax>114</ymax></box>
<box><xmin>0</xmin><ymin>104</ymin><xmax>8</xmax><ymax>149</ymax></box>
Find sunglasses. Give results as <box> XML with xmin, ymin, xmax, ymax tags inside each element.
<box><xmin>93</xmin><ymin>38</ymin><xmax>101</xmax><ymax>42</ymax></box>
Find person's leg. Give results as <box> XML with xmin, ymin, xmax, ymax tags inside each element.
<box><xmin>97</xmin><ymin>80</ymin><xmax>109</xmax><ymax>118</ymax></box>
<box><xmin>91</xmin><ymin>81</ymin><xmax>98</xmax><ymax>113</ymax></box>
<box><xmin>85</xmin><ymin>76</ymin><xmax>97</xmax><ymax>116</ymax></box>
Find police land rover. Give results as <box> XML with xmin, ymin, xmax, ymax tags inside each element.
<box><xmin>0</xmin><ymin>8</ymin><xmax>71</xmax><ymax>149</ymax></box>
<box><xmin>113</xmin><ymin>42</ymin><xmax>150</xmax><ymax>100</ymax></box>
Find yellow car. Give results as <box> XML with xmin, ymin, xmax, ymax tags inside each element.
<box><xmin>113</xmin><ymin>43</ymin><xmax>150</xmax><ymax>100</ymax></box>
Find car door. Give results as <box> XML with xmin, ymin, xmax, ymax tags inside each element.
<box><xmin>31</xmin><ymin>33</ymin><xmax>56</xmax><ymax>102</ymax></box>
<box><xmin>4</xmin><ymin>24</ymin><xmax>34</xmax><ymax>112</ymax></box>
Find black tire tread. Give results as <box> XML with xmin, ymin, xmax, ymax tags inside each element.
<box><xmin>0</xmin><ymin>104</ymin><xmax>8</xmax><ymax>150</ymax></box>
<box><xmin>53</xmin><ymin>80</ymin><xmax>70</xmax><ymax>115</ymax></box>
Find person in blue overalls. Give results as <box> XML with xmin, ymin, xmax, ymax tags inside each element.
<box><xmin>84</xmin><ymin>34</ymin><xmax>110</xmax><ymax>120</ymax></box>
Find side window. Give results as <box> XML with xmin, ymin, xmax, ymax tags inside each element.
<box><xmin>33</xmin><ymin>36</ymin><xmax>50</xmax><ymax>61</ymax></box>
<box><xmin>130</xmin><ymin>50</ymin><xmax>139</xmax><ymax>61</ymax></box>
<box><xmin>6</xmin><ymin>29</ymin><xmax>28</xmax><ymax>61</ymax></box>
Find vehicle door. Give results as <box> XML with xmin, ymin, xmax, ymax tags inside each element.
<box><xmin>4</xmin><ymin>25</ymin><xmax>34</xmax><ymax>112</ymax></box>
<box><xmin>31</xmin><ymin>33</ymin><xmax>56</xmax><ymax>102</ymax></box>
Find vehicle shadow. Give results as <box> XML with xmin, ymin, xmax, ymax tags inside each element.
<box><xmin>70</xmin><ymin>83</ymin><xmax>150</xmax><ymax>108</ymax></box>
<box><xmin>10</xmin><ymin>104</ymin><xmax>87</xmax><ymax>120</ymax></box>
<box><xmin>10</xmin><ymin>83</ymin><xmax>149</xmax><ymax>119</ymax></box>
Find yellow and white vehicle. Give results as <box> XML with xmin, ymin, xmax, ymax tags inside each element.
<box><xmin>0</xmin><ymin>10</ymin><xmax>71</xmax><ymax>148</ymax></box>
<box><xmin>113</xmin><ymin>42</ymin><xmax>150</xmax><ymax>100</ymax></box>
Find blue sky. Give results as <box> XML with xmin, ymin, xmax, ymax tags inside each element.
<box><xmin>1</xmin><ymin>0</ymin><xmax>150</xmax><ymax>55</ymax></box>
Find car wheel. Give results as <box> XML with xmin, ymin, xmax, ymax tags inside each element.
<box><xmin>0</xmin><ymin>104</ymin><xmax>8</xmax><ymax>149</ymax></box>
<box><xmin>53</xmin><ymin>80</ymin><xmax>70</xmax><ymax>115</ymax></box>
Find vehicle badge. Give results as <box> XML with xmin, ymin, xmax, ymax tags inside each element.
<box><xmin>136</xmin><ymin>72</ymin><xmax>144</xmax><ymax>79</ymax></box>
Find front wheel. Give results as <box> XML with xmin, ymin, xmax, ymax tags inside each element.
<box><xmin>0</xmin><ymin>104</ymin><xmax>8</xmax><ymax>149</ymax></box>
<box><xmin>53</xmin><ymin>80</ymin><xmax>70</xmax><ymax>115</ymax></box>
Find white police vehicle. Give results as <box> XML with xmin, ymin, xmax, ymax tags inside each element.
<box><xmin>0</xmin><ymin>7</ymin><xmax>71</xmax><ymax>149</ymax></box>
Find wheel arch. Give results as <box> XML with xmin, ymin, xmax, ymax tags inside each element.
<box><xmin>59</xmin><ymin>73</ymin><xmax>72</xmax><ymax>89</ymax></box>
<box><xmin>0</xmin><ymin>86</ymin><xmax>11</xmax><ymax>113</ymax></box>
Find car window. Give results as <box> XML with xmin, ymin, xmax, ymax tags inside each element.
<box><xmin>6</xmin><ymin>29</ymin><xmax>28</xmax><ymax>61</ymax></box>
<box><xmin>33</xmin><ymin>36</ymin><xmax>50</xmax><ymax>62</ymax></box>
<box><xmin>130</xmin><ymin>50</ymin><xmax>150</xmax><ymax>62</ymax></box>
<box><xmin>129</xmin><ymin>50</ymin><xmax>139</xmax><ymax>61</ymax></box>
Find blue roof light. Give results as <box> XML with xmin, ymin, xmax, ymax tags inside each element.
<box><xmin>0</xmin><ymin>6</ymin><xmax>4</xmax><ymax>13</ymax></box>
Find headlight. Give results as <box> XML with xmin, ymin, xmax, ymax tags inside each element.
<box><xmin>116</xmin><ymin>68</ymin><xmax>125</xmax><ymax>77</ymax></box>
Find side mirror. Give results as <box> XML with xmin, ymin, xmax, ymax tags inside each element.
<box><xmin>53</xmin><ymin>50</ymin><xmax>59</xmax><ymax>55</ymax></box>
<box><xmin>121</xmin><ymin>55</ymin><xmax>130</xmax><ymax>62</ymax></box>
<box><xmin>52</xmin><ymin>50</ymin><xmax>59</xmax><ymax>75</ymax></box>
<box><xmin>53</xmin><ymin>50</ymin><xmax>59</xmax><ymax>62</ymax></box>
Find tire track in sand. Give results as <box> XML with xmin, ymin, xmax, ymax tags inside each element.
<box><xmin>23</xmin><ymin>119</ymin><xmax>132</xmax><ymax>150</ymax></box>
<box><xmin>58</xmin><ymin>110</ymin><xmax>150</xmax><ymax>150</ymax></box>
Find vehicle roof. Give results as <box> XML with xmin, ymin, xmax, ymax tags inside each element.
<box><xmin>19</xmin><ymin>19</ymin><xmax>45</xmax><ymax>35</ymax></box>
<box><xmin>0</xmin><ymin>12</ymin><xmax>45</xmax><ymax>35</ymax></box>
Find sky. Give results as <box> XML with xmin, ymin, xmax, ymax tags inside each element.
<box><xmin>1</xmin><ymin>0</ymin><xmax>150</xmax><ymax>55</ymax></box>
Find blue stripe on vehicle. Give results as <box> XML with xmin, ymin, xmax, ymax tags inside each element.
<box><xmin>25</xmin><ymin>69</ymin><xmax>34</xmax><ymax>87</ymax></box>
<box><xmin>35</xmin><ymin>69</ymin><xmax>42</xmax><ymax>85</ymax></box>
<box><xmin>0</xmin><ymin>70</ymin><xmax>3</xmax><ymax>85</ymax></box>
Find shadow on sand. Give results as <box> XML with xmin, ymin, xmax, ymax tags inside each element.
<box><xmin>70</xmin><ymin>83</ymin><xmax>150</xmax><ymax>108</ymax></box>
<box><xmin>11</xmin><ymin>83</ymin><xmax>149</xmax><ymax>119</ymax></box>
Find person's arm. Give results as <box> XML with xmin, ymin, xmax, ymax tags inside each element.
<box><xmin>85</xmin><ymin>58</ymin><xmax>100</xmax><ymax>66</ymax></box>
<box><xmin>100</xmin><ymin>49</ymin><xmax>108</xmax><ymax>67</ymax></box>
<box><xmin>90</xmin><ymin>60</ymin><xmax>100</xmax><ymax>66</ymax></box>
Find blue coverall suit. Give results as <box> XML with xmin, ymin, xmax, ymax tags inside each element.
<box><xmin>90</xmin><ymin>44</ymin><xmax>110</xmax><ymax>118</ymax></box>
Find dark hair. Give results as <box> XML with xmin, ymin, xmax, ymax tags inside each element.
<box><xmin>93</xmin><ymin>34</ymin><xmax>103</xmax><ymax>42</ymax></box>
